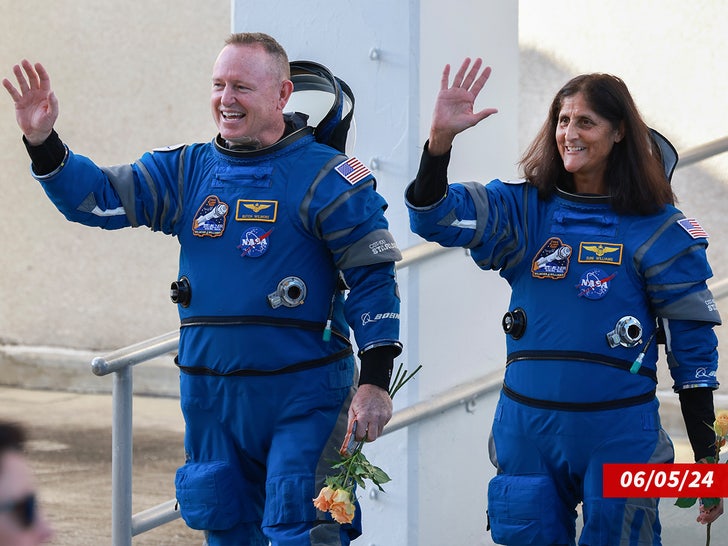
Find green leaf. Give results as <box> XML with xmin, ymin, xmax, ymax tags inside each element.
<box><xmin>371</xmin><ymin>468</ymin><xmax>391</xmax><ymax>485</ymax></box>
<box><xmin>353</xmin><ymin>474</ymin><xmax>367</xmax><ymax>488</ymax></box>
<box><xmin>674</xmin><ymin>497</ymin><xmax>698</xmax><ymax>508</ymax></box>
<box><xmin>702</xmin><ymin>497</ymin><xmax>721</xmax><ymax>509</ymax></box>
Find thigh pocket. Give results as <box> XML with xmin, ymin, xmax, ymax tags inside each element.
<box><xmin>487</xmin><ymin>474</ymin><xmax>571</xmax><ymax>545</ymax></box>
<box><xmin>175</xmin><ymin>461</ymin><xmax>244</xmax><ymax>531</ymax></box>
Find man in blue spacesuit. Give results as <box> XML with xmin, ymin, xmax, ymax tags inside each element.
<box><xmin>3</xmin><ymin>33</ymin><xmax>402</xmax><ymax>545</ymax></box>
<box><xmin>406</xmin><ymin>59</ymin><xmax>722</xmax><ymax>544</ymax></box>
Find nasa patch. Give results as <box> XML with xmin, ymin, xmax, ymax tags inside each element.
<box><xmin>576</xmin><ymin>268</ymin><xmax>616</xmax><ymax>300</ymax></box>
<box><xmin>192</xmin><ymin>195</ymin><xmax>229</xmax><ymax>237</ymax></box>
<box><xmin>532</xmin><ymin>237</ymin><xmax>572</xmax><ymax>279</ymax></box>
<box><xmin>238</xmin><ymin>226</ymin><xmax>273</xmax><ymax>258</ymax></box>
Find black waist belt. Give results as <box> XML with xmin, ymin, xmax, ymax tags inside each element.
<box><xmin>506</xmin><ymin>350</ymin><xmax>658</xmax><ymax>383</ymax></box>
<box><xmin>176</xmin><ymin>347</ymin><xmax>353</xmax><ymax>377</ymax></box>
<box><xmin>181</xmin><ymin>315</ymin><xmax>328</xmax><ymax>331</ymax></box>
<box><xmin>502</xmin><ymin>383</ymin><xmax>656</xmax><ymax>412</ymax></box>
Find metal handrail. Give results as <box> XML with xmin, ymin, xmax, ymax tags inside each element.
<box><xmin>93</xmin><ymin>134</ymin><xmax>728</xmax><ymax>544</ymax></box>
<box><xmin>678</xmin><ymin>136</ymin><xmax>728</xmax><ymax>168</ymax></box>
<box><xmin>91</xmin><ymin>331</ymin><xmax>179</xmax><ymax>377</ymax></box>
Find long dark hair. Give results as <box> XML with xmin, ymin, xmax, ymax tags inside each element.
<box><xmin>519</xmin><ymin>73</ymin><xmax>675</xmax><ymax>215</ymax></box>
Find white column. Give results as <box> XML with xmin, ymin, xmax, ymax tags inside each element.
<box><xmin>232</xmin><ymin>3</ymin><xmax>518</xmax><ymax>543</ymax></box>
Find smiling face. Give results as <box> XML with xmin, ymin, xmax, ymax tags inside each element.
<box><xmin>210</xmin><ymin>43</ymin><xmax>293</xmax><ymax>148</ymax></box>
<box><xmin>555</xmin><ymin>92</ymin><xmax>623</xmax><ymax>194</ymax></box>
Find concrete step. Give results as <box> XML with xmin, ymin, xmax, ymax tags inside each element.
<box><xmin>0</xmin><ymin>343</ymin><xmax>179</xmax><ymax>398</ymax></box>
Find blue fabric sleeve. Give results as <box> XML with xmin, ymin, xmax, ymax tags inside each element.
<box><xmin>665</xmin><ymin>318</ymin><xmax>719</xmax><ymax>391</ymax></box>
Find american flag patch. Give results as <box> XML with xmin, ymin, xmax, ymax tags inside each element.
<box><xmin>334</xmin><ymin>157</ymin><xmax>371</xmax><ymax>185</ymax></box>
<box><xmin>677</xmin><ymin>218</ymin><xmax>709</xmax><ymax>239</ymax></box>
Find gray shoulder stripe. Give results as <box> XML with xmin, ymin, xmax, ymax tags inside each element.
<box><xmin>175</xmin><ymin>147</ymin><xmax>187</xmax><ymax>228</ymax></box>
<box><xmin>76</xmin><ymin>192</ymin><xmax>125</xmax><ymax>217</ymax></box>
<box><xmin>657</xmin><ymin>287</ymin><xmax>722</xmax><ymax>324</ymax></box>
<box><xmin>336</xmin><ymin>228</ymin><xmax>402</xmax><ymax>269</ymax></box>
<box><xmin>101</xmin><ymin>164</ymin><xmax>140</xmax><ymax>227</ymax></box>
<box><xmin>643</xmin><ymin>245</ymin><xmax>704</xmax><ymax>280</ymax></box>
<box><xmin>633</xmin><ymin>212</ymin><xmax>683</xmax><ymax>268</ymax></box>
<box><xmin>461</xmin><ymin>182</ymin><xmax>489</xmax><ymax>249</ymax></box>
<box><xmin>318</xmin><ymin>180</ymin><xmax>374</xmax><ymax>231</ymax></box>
<box><xmin>299</xmin><ymin>154</ymin><xmax>346</xmax><ymax>236</ymax></box>
<box><xmin>133</xmin><ymin>161</ymin><xmax>161</xmax><ymax>230</ymax></box>
<box><xmin>323</xmin><ymin>225</ymin><xmax>356</xmax><ymax>243</ymax></box>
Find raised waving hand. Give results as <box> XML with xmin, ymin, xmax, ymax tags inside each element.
<box><xmin>2</xmin><ymin>60</ymin><xmax>58</xmax><ymax>145</ymax></box>
<box><xmin>428</xmin><ymin>57</ymin><xmax>498</xmax><ymax>156</ymax></box>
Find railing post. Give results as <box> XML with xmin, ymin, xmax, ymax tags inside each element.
<box><xmin>111</xmin><ymin>366</ymin><xmax>134</xmax><ymax>546</ymax></box>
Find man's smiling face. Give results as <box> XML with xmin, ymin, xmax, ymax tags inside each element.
<box><xmin>210</xmin><ymin>43</ymin><xmax>292</xmax><ymax>148</ymax></box>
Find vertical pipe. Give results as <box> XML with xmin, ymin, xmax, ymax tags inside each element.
<box><xmin>111</xmin><ymin>366</ymin><xmax>134</xmax><ymax>546</ymax></box>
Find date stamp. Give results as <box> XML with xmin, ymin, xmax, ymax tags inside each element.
<box><xmin>603</xmin><ymin>464</ymin><xmax>728</xmax><ymax>497</ymax></box>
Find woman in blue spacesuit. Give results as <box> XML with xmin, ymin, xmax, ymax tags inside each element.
<box><xmin>406</xmin><ymin>58</ymin><xmax>723</xmax><ymax>545</ymax></box>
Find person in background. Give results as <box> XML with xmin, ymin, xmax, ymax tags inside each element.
<box><xmin>406</xmin><ymin>58</ymin><xmax>722</xmax><ymax>545</ymax></box>
<box><xmin>3</xmin><ymin>32</ymin><xmax>401</xmax><ymax>546</ymax></box>
<box><xmin>0</xmin><ymin>422</ymin><xmax>54</xmax><ymax>545</ymax></box>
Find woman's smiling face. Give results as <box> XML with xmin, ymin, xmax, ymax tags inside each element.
<box><xmin>556</xmin><ymin>91</ymin><xmax>623</xmax><ymax>194</ymax></box>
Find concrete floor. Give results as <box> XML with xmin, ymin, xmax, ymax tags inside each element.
<box><xmin>0</xmin><ymin>386</ymin><xmax>202</xmax><ymax>545</ymax></box>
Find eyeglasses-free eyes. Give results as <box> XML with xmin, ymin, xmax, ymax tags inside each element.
<box><xmin>0</xmin><ymin>494</ymin><xmax>36</xmax><ymax>529</ymax></box>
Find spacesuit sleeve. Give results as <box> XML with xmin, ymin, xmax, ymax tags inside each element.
<box><xmin>32</xmin><ymin>140</ymin><xmax>186</xmax><ymax>235</ymax></box>
<box><xmin>663</xmin><ymin>318</ymin><xmax>719</xmax><ymax>391</ymax></box>
<box><xmin>344</xmin><ymin>261</ymin><xmax>402</xmax><ymax>389</ymax></box>
<box><xmin>302</xmin><ymin>159</ymin><xmax>403</xmax><ymax>388</ymax></box>
<box><xmin>636</xmin><ymin>213</ymin><xmax>720</xmax><ymax>391</ymax></box>
<box><xmin>406</xmin><ymin>160</ymin><xmax>530</xmax><ymax>273</ymax></box>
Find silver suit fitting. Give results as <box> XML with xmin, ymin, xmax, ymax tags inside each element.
<box><xmin>606</xmin><ymin>316</ymin><xmax>643</xmax><ymax>348</ymax></box>
<box><xmin>268</xmin><ymin>276</ymin><xmax>307</xmax><ymax>309</ymax></box>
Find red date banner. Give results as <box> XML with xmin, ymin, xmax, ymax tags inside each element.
<box><xmin>603</xmin><ymin>464</ymin><xmax>728</xmax><ymax>498</ymax></box>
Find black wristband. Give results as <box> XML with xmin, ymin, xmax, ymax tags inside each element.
<box><xmin>358</xmin><ymin>346</ymin><xmax>398</xmax><ymax>391</ymax></box>
<box><xmin>23</xmin><ymin>129</ymin><xmax>66</xmax><ymax>176</ymax></box>
<box><xmin>407</xmin><ymin>140</ymin><xmax>450</xmax><ymax>207</ymax></box>
<box><xmin>678</xmin><ymin>387</ymin><xmax>717</xmax><ymax>461</ymax></box>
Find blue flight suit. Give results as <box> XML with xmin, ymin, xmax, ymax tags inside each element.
<box><xmin>407</xmin><ymin>175</ymin><xmax>720</xmax><ymax>546</ymax></box>
<box><xmin>34</xmin><ymin>118</ymin><xmax>402</xmax><ymax>545</ymax></box>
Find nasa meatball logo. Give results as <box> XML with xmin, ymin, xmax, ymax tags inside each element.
<box><xmin>531</xmin><ymin>237</ymin><xmax>572</xmax><ymax>279</ymax></box>
<box><xmin>238</xmin><ymin>226</ymin><xmax>272</xmax><ymax>258</ymax></box>
<box><xmin>192</xmin><ymin>195</ymin><xmax>229</xmax><ymax>237</ymax></box>
<box><xmin>576</xmin><ymin>268</ymin><xmax>616</xmax><ymax>300</ymax></box>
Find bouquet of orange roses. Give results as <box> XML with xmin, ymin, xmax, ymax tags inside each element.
<box><xmin>312</xmin><ymin>363</ymin><xmax>421</xmax><ymax>524</ymax></box>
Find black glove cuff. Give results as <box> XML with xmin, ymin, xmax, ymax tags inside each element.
<box><xmin>23</xmin><ymin>129</ymin><xmax>66</xmax><ymax>176</ymax></box>
<box><xmin>407</xmin><ymin>140</ymin><xmax>451</xmax><ymax>207</ymax></box>
<box><xmin>358</xmin><ymin>346</ymin><xmax>398</xmax><ymax>391</ymax></box>
<box><xmin>679</xmin><ymin>387</ymin><xmax>717</xmax><ymax>461</ymax></box>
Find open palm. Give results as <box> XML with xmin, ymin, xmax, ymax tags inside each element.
<box><xmin>2</xmin><ymin>60</ymin><xmax>58</xmax><ymax>145</ymax></box>
<box><xmin>428</xmin><ymin>57</ymin><xmax>498</xmax><ymax>155</ymax></box>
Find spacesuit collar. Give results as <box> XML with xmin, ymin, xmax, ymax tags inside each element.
<box><xmin>214</xmin><ymin>113</ymin><xmax>314</xmax><ymax>158</ymax></box>
<box><xmin>555</xmin><ymin>186</ymin><xmax>611</xmax><ymax>204</ymax></box>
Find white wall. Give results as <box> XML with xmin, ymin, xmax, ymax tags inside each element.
<box><xmin>0</xmin><ymin>2</ymin><xmax>230</xmax><ymax>351</ymax></box>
